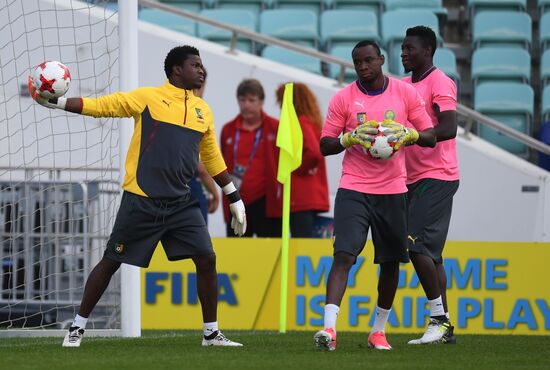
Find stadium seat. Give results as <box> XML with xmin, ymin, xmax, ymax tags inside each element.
<box><xmin>540</xmin><ymin>0</ymin><xmax>550</xmax><ymax>15</ymax></box>
<box><xmin>472</xmin><ymin>11</ymin><xmax>532</xmax><ymax>50</ymax></box>
<box><xmin>475</xmin><ymin>82</ymin><xmax>534</xmax><ymax>156</ymax></box>
<box><xmin>161</xmin><ymin>1</ymin><xmax>203</xmax><ymax>13</ymax></box>
<box><xmin>261</xmin><ymin>45</ymin><xmax>322</xmax><ymax>74</ymax></box>
<box><xmin>198</xmin><ymin>9</ymin><xmax>256</xmax><ymax>52</ymax></box>
<box><xmin>471</xmin><ymin>47</ymin><xmax>531</xmax><ymax>87</ymax></box>
<box><xmin>468</xmin><ymin>0</ymin><xmax>526</xmax><ymax>19</ymax></box>
<box><xmin>213</xmin><ymin>0</ymin><xmax>265</xmax><ymax>16</ymax></box>
<box><xmin>320</xmin><ymin>10</ymin><xmax>379</xmax><ymax>51</ymax></box>
<box><xmin>433</xmin><ymin>48</ymin><xmax>460</xmax><ymax>85</ymax></box>
<box><xmin>385</xmin><ymin>0</ymin><xmax>448</xmax><ymax>20</ymax></box>
<box><xmin>272</xmin><ymin>0</ymin><xmax>325</xmax><ymax>16</ymax></box>
<box><xmin>328</xmin><ymin>44</ymin><xmax>388</xmax><ymax>82</ymax></box>
<box><xmin>139</xmin><ymin>8</ymin><xmax>196</xmax><ymax>36</ymax></box>
<box><xmin>542</xmin><ymin>85</ymin><xmax>550</xmax><ymax>122</ymax></box>
<box><xmin>540</xmin><ymin>13</ymin><xmax>550</xmax><ymax>52</ymax></box>
<box><xmin>381</xmin><ymin>9</ymin><xmax>440</xmax><ymax>75</ymax></box>
<box><xmin>541</xmin><ymin>50</ymin><xmax>550</xmax><ymax>87</ymax></box>
<box><xmin>330</xmin><ymin>0</ymin><xmax>384</xmax><ymax>17</ymax></box>
<box><xmin>260</xmin><ymin>9</ymin><xmax>319</xmax><ymax>48</ymax></box>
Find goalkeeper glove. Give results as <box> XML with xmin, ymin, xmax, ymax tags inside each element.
<box><xmin>28</xmin><ymin>75</ymin><xmax>66</xmax><ymax>110</ymax></box>
<box><xmin>381</xmin><ymin>119</ymin><xmax>419</xmax><ymax>151</ymax></box>
<box><xmin>223</xmin><ymin>182</ymin><xmax>247</xmax><ymax>237</ymax></box>
<box><xmin>340</xmin><ymin>120</ymin><xmax>379</xmax><ymax>150</ymax></box>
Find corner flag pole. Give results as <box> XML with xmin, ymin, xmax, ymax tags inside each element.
<box><xmin>276</xmin><ymin>83</ymin><xmax>303</xmax><ymax>333</ymax></box>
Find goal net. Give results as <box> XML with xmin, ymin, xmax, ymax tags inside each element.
<box><xmin>0</xmin><ymin>0</ymin><xmax>122</xmax><ymax>335</ymax></box>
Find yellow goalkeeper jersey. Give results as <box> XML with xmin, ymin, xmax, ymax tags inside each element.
<box><xmin>81</xmin><ymin>80</ymin><xmax>227</xmax><ymax>198</ymax></box>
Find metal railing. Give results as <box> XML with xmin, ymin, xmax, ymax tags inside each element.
<box><xmin>138</xmin><ymin>0</ymin><xmax>550</xmax><ymax>157</ymax></box>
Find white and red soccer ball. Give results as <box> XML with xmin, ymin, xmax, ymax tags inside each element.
<box><xmin>31</xmin><ymin>61</ymin><xmax>71</xmax><ymax>99</ymax></box>
<box><xmin>365</xmin><ymin>122</ymin><xmax>397</xmax><ymax>160</ymax></box>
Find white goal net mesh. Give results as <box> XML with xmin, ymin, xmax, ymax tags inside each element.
<box><xmin>0</xmin><ymin>0</ymin><xmax>122</xmax><ymax>332</ymax></box>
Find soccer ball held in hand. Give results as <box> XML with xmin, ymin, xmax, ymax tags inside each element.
<box><xmin>365</xmin><ymin>122</ymin><xmax>396</xmax><ymax>160</ymax></box>
<box><xmin>31</xmin><ymin>61</ymin><xmax>71</xmax><ymax>99</ymax></box>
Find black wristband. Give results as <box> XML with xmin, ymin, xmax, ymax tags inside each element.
<box><xmin>227</xmin><ymin>190</ymin><xmax>241</xmax><ymax>204</ymax></box>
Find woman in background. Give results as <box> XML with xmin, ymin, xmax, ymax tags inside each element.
<box><xmin>268</xmin><ymin>82</ymin><xmax>330</xmax><ymax>237</ymax></box>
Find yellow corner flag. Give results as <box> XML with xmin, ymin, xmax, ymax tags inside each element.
<box><xmin>276</xmin><ymin>83</ymin><xmax>303</xmax><ymax>333</ymax></box>
<box><xmin>277</xmin><ymin>83</ymin><xmax>303</xmax><ymax>184</ymax></box>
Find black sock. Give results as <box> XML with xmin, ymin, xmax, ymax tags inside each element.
<box><xmin>431</xmin><ymin>315</ymin><xmax>448</xmax><ymax>322</ymax></box>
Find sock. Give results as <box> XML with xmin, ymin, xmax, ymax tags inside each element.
<box><xmin>428</xmin><ymin>296</ymin><xmax>445</xmax><ymax>318</ymax></box>
<box><xmin>371</xmin><ymin>305</ymin><xmax>391</xmax><ymax>333</ymax></box>
<box><xmin>72</xmin><ymin>314</ymin><xmax>88</xmax><ymax>329</ymax></box>
<box><xmin>324</xmin><ymin>304</ymin><xmax>339</xmax><ymax>331</ymax></box>
<box><xmin>203</xmin><ymin>321</ymin><xmax>218</xmax><ymax>338</ymax></box>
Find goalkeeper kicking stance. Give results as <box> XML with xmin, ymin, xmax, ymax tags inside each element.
<box><xmin>314</xmin><ymin>40</ymin><xmax>436</xmax><ymax>351</ymax></box>
<box><xmin>401</xmin><ymin>26</ymin><xmax>459</xmax><ymax>344</ymax></box>
<box><xmin>29</xmin><ymin>46</ymin><xmax>246</xmax><ymax>348</ymax></box>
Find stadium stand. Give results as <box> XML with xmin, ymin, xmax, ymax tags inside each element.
<box><xmin>468</xmin><ymin>0</ymin><xmax>526</xmax><ymax>18</ymax></box>
<box><xmin>433</xmin><ymin>48</ymin><xmax>459</xmax><ymax>86</ymax></box>
<box><xmin>320</xmin><ymin>10</ymin><xmax>380</xmax><ymax>51</ymax></box>
<box><xmin>259</xmin><ymin>9</ymin><xmax>319</xmax><ymax>48</ymax></box>
<box><xmin>198</xmin><ymin>9</ymin><xmax>257</xmax><ymax>52</ymax></box>
<box><xmin>139</xmin><ymin>7</ymin><xmax>196</xmax><ymax>35</ymax></box>
<box><xmin>262</xmin><ymin>45</ymin><xmax>322</xmax><ymax>74</ymax></box>
<box><xmin>471</xmin><ymin>47</ymin><xmax>531</xmax><ymax>87</ymax></box>
<box><xmin>472</xmin><ymin>11</ymin><xmax>532</xmax><ymax>50</ymax></box>
<box><xmin>475</xmin><ymin>82</ymin><xmax>534</xmax><ymax>156</ymax></box>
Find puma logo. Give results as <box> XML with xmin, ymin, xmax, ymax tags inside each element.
<box><xmin>408</xmin><ymin>235</ymin><xmax>418</xmax><ymax>244</ymax></box>
<box><xmin>354</xmin><ymin>101</ymin><xmax>365</xmax><ymax>109</ymax></box>
<box><xmin>162</xmin><ymin>99</ymin><xmax>171</xmax><ymax>108</ymax></box>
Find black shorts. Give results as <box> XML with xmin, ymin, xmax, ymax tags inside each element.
<box><xmin>407</xmin><ymin>179</ymin><xmax>459</xmax><ymax>264</ymax></box>
<box><xmin>333</xmin><ymin>188</ymin><xmax>409</xmax><ymax>264</ymax></box>
<box><xmin>105</xmin><ymin>191</ymin><xmax>214</xmax><ymax>267</ymax></box>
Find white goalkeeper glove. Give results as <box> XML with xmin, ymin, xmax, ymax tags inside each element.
<box><xmin>28</xmin><ymin>75</ymin><xmax>66</xmax><ymax>110</ymax></box>
<box><xmin>223</xmin><ymin>183</ymin><xmax>247</xmax><ymax>237</ymax></box>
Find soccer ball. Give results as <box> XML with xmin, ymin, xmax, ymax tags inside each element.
<box><xmin>366</xmin><ymin>123</ymin><xmax>397</xmax><ymax>160</ymax></box>
<box><xmin>31</xmin><ymin>61</ymin><xmax>71</xmax><ymax>99</ymax></box>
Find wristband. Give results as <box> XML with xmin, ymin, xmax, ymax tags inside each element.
<box><xmin>56</xmin><ymin>97</ymin><xmax>67</xmax><ymax>110</ymax></box>
<box><xmin>222</xmin><ymin>182</ymin><xmax>241</xmax><ymax>203</ymax></box>
<box><xmin>222</xmin><ymin>182</ymin><xmax>237</xmax><ymax>195</ymax></box>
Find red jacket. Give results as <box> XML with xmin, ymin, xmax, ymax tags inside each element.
<box><xmin>265</xmin><ymin>115</ymin><xmax>330</xmax><ymax>218</ymax></box>
<box><xmin>220</xmin><ymin>111</ymin><xmax>279</xmax><ymax>223</ymax></box>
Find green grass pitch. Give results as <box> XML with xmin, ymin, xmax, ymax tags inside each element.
<box><xmin>1</xmin><ymin>331</ymin><xmax>549</xmax><ymax>370</ymax></box>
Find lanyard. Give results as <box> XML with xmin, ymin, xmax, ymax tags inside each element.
<box><xmin>233</xmin><ymin>127</ymin><xmax>263</xmax><ymax>168</ymax></box>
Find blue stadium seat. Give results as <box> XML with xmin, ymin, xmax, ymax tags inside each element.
<box><xmin>321</xmin><ymin>10</ymin><xmax>379</xmax><ymax>51</ymax></box>
<box><xmin>213</xmin><ymin>0</ymin><xmax>265</xmax><ymax>16</ymax></box>
<box><xmin>330</xmin><ymin>0</ymin><xmax>384</xmax><ymax>17</ymax></box>
<box><xmin>198</xmin><ymin>9</ymin><xmax>256</xmax><ymax>53</ymax></box>
<box><xmin>381</xmin><ymin>9</ymin><xmax>440</xmax><ymax>75</ymax></box>
<box><xmin>541</xmin><ymin>50</ymin><xmax>550</xmax><ymax>87</ymax></box>
<box><xmin>261</xmin><ymin>46</ymin><xmax>322</xmax><ymax>74</ymax></box>
<box><xmin>272</xmin><ymin>0</ymin><xmax>325</xmax><ymax>16</ymax></box>
<box><xmin>139</xmin><ymin>8</ymin><xmax>196</xmax><ymax>35</ymax></box>
<box><xmin>260</xmin><ymin>9</ymin><xmax>319</xmax><ymax>48</ymax></box>
<box><xmin>540</xmin><ymin>13</ymin><xmax>550</xmax><ymax>52</ymax></box>
<box><xmin>385</xmin><ymin>0</ymin><xmax>448</xmax><ymax>19</ymax></box>
<box><xmin>471</xmin><ymin>47</ymin><xmax>531</xmax><ymax>87</ymax></box>
<box><xmin>542</xmin><ymin>85</ymin><xmax>550</xmax><ymax>122</ymax></box>
<box><xmin>540</xmin><ymin>0</ymin><xmax>550</xmax><ymax>15</ymax></box>
<box><xmin>468</xmin><ymin>0</ymin><xmax>526</xmax><ymax>19</ymax></box>
<box><xmin>433</xmin><ymin>48</ymin><xmax>460</xmax><ymax>85</ymax></box>
<box><xmin>472</xmin><ymin>11</ymin><xmax>532</xmax><ymax>50</ymax></box>
<box><xmin>161</xmin><ymin>1</ymin><xmax>203</xmax><ymax>13</ymax></box>
<box><xmin>328</xmin><ymin>44</ymin><xmax>388</xmax><ymax>81</ymax></box>
<box><xmin>475</xmin><ymin>82</ymin><xmax>533</xmax><ymax>155</ymax></box>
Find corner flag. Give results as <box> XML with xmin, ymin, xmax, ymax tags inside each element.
<box><xmin>276</xmin><ymin>83</ymin><xmax>302</xmax><ymax>333</ymax></box>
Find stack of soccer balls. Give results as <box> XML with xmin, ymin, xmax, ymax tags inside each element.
<box><xmin>31</xmin><ymin>60</ymin><xmax>71</xmax><ymax>99</ymax></box>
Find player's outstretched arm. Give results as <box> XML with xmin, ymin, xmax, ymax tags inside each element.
<box><xmin>213</xmin><ymin>170</ymin><xmax>247</xmax><ymax>237</ymax></box>
<box><xmin>28</xmin><ymin>75</ymin><xmax>83</xmax><ymax>113</ymax></box>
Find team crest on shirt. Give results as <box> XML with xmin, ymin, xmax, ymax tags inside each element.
<box><xmin>195</xmin><ymin>107</ymin><xmax>204</xmax><ymax>120</ymax></box>
<box><xmin>384</xmin><ymin>110</ymin><xmax>396</xmax><ymax>120</ymax></box>
<box><xmin>357</xmin><ymin>112</ymin><xmax>367</xmax><ymax>124</ymax></box>
<box><xmin>114</xmin><ymin>243</ymin><xmax>124</xmax><ymax>254</ymax></box>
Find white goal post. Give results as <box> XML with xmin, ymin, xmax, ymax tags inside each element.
<box><xmin>0</xmin><ymin>0</ymin><xmax>140</xmax><ymax>337</ymax></box>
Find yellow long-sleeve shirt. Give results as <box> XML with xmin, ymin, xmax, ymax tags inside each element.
<box><xmin>81</xmin><ymin>80</ymin><xmax>226</xmax><ymax>198</ymax></box>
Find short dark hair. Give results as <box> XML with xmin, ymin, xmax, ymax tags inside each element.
<box><xmin>352</xmin><ymin>40</ymin><xmax>381</xmax><ymax>56</ymax></box>
<box><xmin>406</xmin><ymin>26</ymin><xmax>437</xmax><ymax>56</ymax></box>
<box><xmin>164</xmin><ymin>45</ymin><xmax>200</xmax><ymax>78</ymax></box>
<box><xmin>236</xmin><ymin>79</ymin><xmax>265</xmax><ymax>100</ymax></box>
